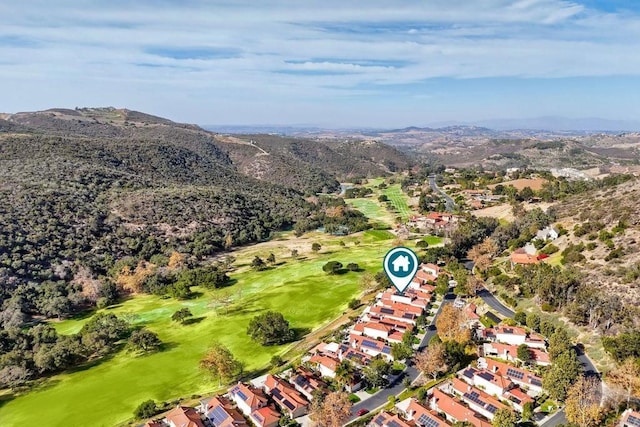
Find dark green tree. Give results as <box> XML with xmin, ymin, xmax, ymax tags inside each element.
<box><xmin>247</xmin><ymin>311</ymin><xmax>294</xmax><ymax>345</ymax></box>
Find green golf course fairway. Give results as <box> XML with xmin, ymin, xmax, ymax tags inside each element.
<box><xmin>0</xmin><ymin>231</ymin><xmax>396</xmax><ymax>427</ymax></box>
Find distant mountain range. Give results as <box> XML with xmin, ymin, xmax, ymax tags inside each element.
<box><xmin>205</xmin><ymin>116</ymin><xmax>640</xmax><ymax>135</ymax></box>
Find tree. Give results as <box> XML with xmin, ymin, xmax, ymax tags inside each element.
<box><xmin>346</xmin><ymin>263</ymin><xmax>359</xmax><ymax>271</ymax></box>
<box><xmin>606</xmin><ymin>358</ymin><xmax>640</xmax><ymax>404</ymax></box>
<box><xmin>267</xmin><ymin>253</ymin><xmax>276</xmax><ymax>264</ymax></box>
<box><xmin>348</xmin><ymin>299</ymin><xmax>360</xmax><ymax>310</ymax></box>
<box><xmin>435</xmin><ymin>275</ymin><xmax>449</xmax><ymax>296</ymax></box>
<box><xmin>517</xmin><ymin>344</ymin><xmax>532</xmax><ymax>364</ymax></box>
<box><xmin>247</xmin><ymin>311</ymin><xmax>294</xmax><ymax>345</ymax></box>
<box><xmin>526</xmin><ymin>312</ymin><xmax>540</xmax><ymax>332</ymax></box>
<box><xmin>251</xmin><ymin>256</ymin><xmax>267</xmax><ymax>271</ymax></box>
<box><xmin>127</xmin><ymin>328</ymin><xmax>163</xmax><ymax>354</ymax></box>
<box><xmin>322</xmin><ymin>261</ymin><xmax>343</xmax><ymax>275</ymax></box>
<box><xmin>309</xmin><ymin>391</ymin><xmax>352</xmax><ymax>427</ymax></box>
<box><xmin>548</xmin><ymin>328</ymin><xmax>572</xmax><ymax>360</ymax></box>
<box><xmin>522</xmin><ymin>401</ymin><xmax>533</xmax><ymax>421</ymax></box>
<box><xmin>291</xmin><ymin>249</ymin><xmax>299</xmax><ymax>258</ymax></box>
<box><xmin>363</xmin><ymin>356</ymin><xmax>391</xmax><ymax>387</ymax></box>
<box><xmin>492</xmin><ymin>408</ymin><xmax>518</xmax><ymax>427</ymax></box>
<box><xmin>171</xmin><ymin>307</ymin><xmax>193</xmax><ymax>324</ymax></box>
<box><xmin>200</xmin><ymin>343</ymin><xmax>243</xmax><ymax>385</ymax></box>
<box><xmin>435</xmin><ymin>305</ymin><xmax>471</xmax><ymax>344</ymax></box>
<box><xmin>543</xmin><ymin>349</ymin><xmax>581</xmax><ymax>401</ymax></box>
<box><xmin>540</xmin><ymin>319</ymin><xmax>556</xmax><ymax>337</ymax></box>
<box><xmin>134</xmin><ymin>399</ymin><xmax>158</xmax><ymax>419</ymax></box>
<box><xmin>514</xmin><ymin>311</ymin><xmax>527</xmax><ymax>325</ymax></box>
<box><xmin>0</xmin><ymin>365</ymin><xmax>30</xmax><ymax>389</ymax></box>
<box><xmin>312</xmin><ymin>243</ymin><xmax>321</xmax><ymax>253</ymax></box>
<box><xmin>565</xmin><ymin>375</ymin><xmax>603</xmax><ymax>427</ymax></box>
<box><xmin>391</xmin><ymin>343</ymin><xmax>413</xmax><ymax>361</ymax></box>
<box><xmin>334</xmin><ymin>360</ymin><xmax>357</xmax><ymax>388</ymax></box>
<box><xmin>415</xmin><ymin>342</ymin><xmax>448</xmax><ymax>380</ymax></box>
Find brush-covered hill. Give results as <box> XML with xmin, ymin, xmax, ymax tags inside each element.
<box><xmin>549</xmin><ymin>177</ymin><xmax>640</xmax><ymax>305</ymax></box>
<box><xmin>0</xmin><ymin>107</ymin><xmax>408</xmax><ymax>312</ymax></box>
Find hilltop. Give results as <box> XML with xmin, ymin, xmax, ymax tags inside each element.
<box><xmin>0</xmin><ymin>107</ymin><xmax>410</xmax><ymax>301</ymax></box>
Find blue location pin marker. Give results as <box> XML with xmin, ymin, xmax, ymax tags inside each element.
<box><xmin>383</xmin><ymin>247</ymin><xmax>419</xmax><ymax>294</ymax></box>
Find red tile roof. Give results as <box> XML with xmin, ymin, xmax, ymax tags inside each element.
<box><xmin>432</xmin><ymin>390</ymin><xmax>491</xmax><ymax>427</ymax></box>
<box><xmin>309</xmin><ymin>354</ymin><xmax>339</xmax><ymax>372</ymax></box>
<box><xmin>263</xmin><ymin>375</ymin><xmax>309</xmax><ymax>413</ymax></box>
<box><xmin>204</xmin><ymin>396</ymin><xmax>247</xmax><ymax>427</ymax></box>
<box><xmin>250</xmin><ymin>406</ymin><xmax>281</xmax><ymax>427</ymax></box>
<box><xmin>165</xmin><ymin>405</ymin><xmax>205</xmax><ymax>427</ymax></box>
<box><xmin>370</xmin><ymin>411</ymin><xmax>415</xmax><ymax>427</ymax></box>
<box><xmin>229</xmin><ymin>383</ymin><xmax>268</xmax><ymax>410</ymax></box>
<box><xmin>406</xmin><ymin>398</ymin><xmax>450</xmax><ymax>426</ymax></box>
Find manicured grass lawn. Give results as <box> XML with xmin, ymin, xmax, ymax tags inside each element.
<box><xmin>422</xmin><ymin>235</ymin><xmax>443</xmax><ymax>246</ymax></box>
<box><xmin>0</xmin><ymin>238</ymin><xmax>392</xmax><ymax>427</ymax></box>
<box><xmin>346</xmin><ymin>197</ymin><xmax>395</xmax><ymax>228</ymax></box>
<box><xmin>381</xmin><ymin>184</ymin><xmax>412</xmax><ymax>222</ymax></box>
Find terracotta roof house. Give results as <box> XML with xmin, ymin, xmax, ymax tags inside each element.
<box><xmin>368</xmin><ymin>411</ymin><xmax>415</xmax><ymax>427</ymax></box>
<box><xmin>164</xmin><ymin>405</ymin><xmax>206</xmax><ymax>427</ymax></box>
<box><xmin>620</xmin><ymin>408</ymin><xmax>640</xmax><ymax>427</ymax></box>
<box><xmin>429</xmin><ymin>389</ymin><xmax>491</xmax><ymax>427</ymax></box>
<box><xmin>229</xmin><ymin>383</ymin><xmax>269</xmax><ymax>418</ymax></box>
<box><xmin>263</xmin><ymin>375</ymin><xmax>310</xmax><ymax>418</ymax></box>
<box><xmin>459</xmin><ymin>366</ymin><xmax>514</xmax><ymax>397</ymax></box>
<box><xmin>290</xmin><ymin>367</ymin><xmax>328</xmax><ymax>401</ymax></box>
<box><xmin>447</xmin><ymin>378</ymin><xmax>508</xmax><ymax>420</ymax></box>
<box><xmin>309</xmin><ymin>354</ymin><xmax>339</xmax><ymax>378</ymax></box>
<box><xmin>369</xmin><ymin>305</ymin><xmax>418</xmax><ymax>325</ymax></box>
<box><xmin>144</xmin><ymin>421</ymin><xmax>164</xmax><ymax>427</ymax></box>
<box><xmin>249</xmin><ymin>406</ymin><xmax>281</xmax><ymax>427</ymax></box>
<box><xmin>403</xmin><ymin>398</ymin><xmax>451</xmax><ymax>427</ymax></box>
<box><xmin>339</xmin><ymin>344</ymin><xmax>373</xmax><ymax>368</ymax></box>
<box><xmin>510</xmin><ymin>249</ymin><xmax>547</xmax><ymax>267</ymax></box>
<box><xmin>200</xmin><ymin>396</ymin><xmax>247</xmax><ymax>427</ymax></box>
<box><xmin>481</xmin><ymin>358</ymin><xmax>543</xmax><ymax>394</ymax></box>
<box><xmin>349</xmin><ymin>334</ymin><xmax>393</xmax><ymax>360</ymax></box>
<box><xmin>503</xmin><ymin>386</ymin><xmax>535</xmax><ymax>412</ymax></box>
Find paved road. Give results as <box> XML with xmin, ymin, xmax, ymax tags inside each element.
<box><xmin>348</xmin><ymin>294</ymin><xmax>455</xmax><ymax>420</ymax></box>
<box><xmin>477</xmin><ymin>288</ymin><xmax>515</xmax><ymax>318</ymax></box>
<box><xmin>428</xmin><ymin>175</ymin><xmax>456</xmax><ymax>212</ymax></box>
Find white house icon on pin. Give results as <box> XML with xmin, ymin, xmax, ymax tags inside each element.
<box><xmin>392</xmin><ymin>255</ymin><xmax>410</xmax><ymax>272</ymax></box>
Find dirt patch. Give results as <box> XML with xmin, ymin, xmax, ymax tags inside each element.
<box><xmin>488</xmin><ymin>178</ymin><xmax>548</xmax><ymax>191</ymax></box>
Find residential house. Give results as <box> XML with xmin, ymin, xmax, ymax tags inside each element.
<box><xmin>229</xmin><ymin>383</ymin><xmax>269</xmax><ymax>418</ymax></box>
<box><xmin>620</xmin><ymin>409</ymin><xmax>640</xmax><ymax>427</ymax></box>
<box><xmin>459</xmin><ymin>366</ymin><xmax>514</xmax><ymax>397</ymax></box>
<box><xmin>144</xmin><ymin>421</ymin><xmax>164</xmax><ymax>427</ymax></box>
<box><xmin>308</xmin><ymin>354</ymin><xmax>339</xmax><ymax>379</ymax></box>
<box><xmin>349</xmin><ymin>334</ymin><xmax>393</xmax><ymax>361</ymax></box>
<box><xmin>249</xmin><ymin>406</ymin><xmax>281</xmax><ymax>427</ymax></box>
<box><xmin>164</xmin><ymin>405</ymin><xmax>205</xmax><ymax>427</ymax></box>
<box><xmin>535</xmin><ymin>226</ymin><xmax>559</xmax><ymax>241</ymax></box>
<box><xmin>503</xmin><ymin>386</ymin><xmax>535</xmax><ymax>412</ymax></box>
<box><xmin>447</xmin><ymin>378</ymin><xmax>508</xmax><ymax>420</ymax></box>
<box><xmin>480</xmin><ymin>358</ymin><xmax>543</xmax><ymax>395</ymax></box>
<box><xmin>200</xmin><ymin>396</ymin><xmax>247</xmax><ymax>427</ymax></box>
<box><xmin>510</xmin><ymin>249</ymin><xmax>545</xmax><ymax>267</ymax></box>
<box><xmin>263</xmin><ymin>375</ymin><xmax>309</xmax><ymax>418</ymax></box>
<box><xmin>402</xmin><ymin>398</ymin><xmax>451</xmax><ymax>427</ymax></box>
<box><xmin>368</xmin><ymin>411</ymin><xmax>414</xmax><ymax>427</ymax></box>
<box><xmin>429</xmin><ymin>389</ymin><xmax>491</xmax><ymax>427</ymax></box>
<box><xmin>289</xmin><ymin>367</ymin><xmax>328</xmax><ymax>401</ymax></box>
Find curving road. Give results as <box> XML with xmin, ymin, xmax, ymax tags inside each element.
<box><xmin>428</xmin><ymin>175</ymin><xmax>456</xmax><ymax>212</ymax></box>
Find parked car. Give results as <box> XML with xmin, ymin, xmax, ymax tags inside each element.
<box><xmin>357</xmin><ymin>409</ymin><xmax>369</xmax><ymax>417</ymax></box>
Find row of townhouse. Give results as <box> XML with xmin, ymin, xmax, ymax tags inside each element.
<box><xmin>305</xmin><ymin>263</ymin><xmax>441</xmax><ymax>391</ymax></box>
<box><xmin>144</xmin><ymin>367</ymin><xmax>329</xmax><ymax>427</ymax></box>
<box><xmin>480</xmin><ymin>324</ymin><xmax>551</xmax><ymax>366</ymax></box>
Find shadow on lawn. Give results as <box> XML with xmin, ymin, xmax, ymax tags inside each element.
<box><xmin>182</xmin><ymin>316</ymin><xmax>205</xmax><ymax>325</ymax></box>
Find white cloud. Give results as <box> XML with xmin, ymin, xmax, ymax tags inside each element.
<box><xmin>1</xmin><ymin>1</ymin><xmax>640</xmax><ymax>124</ymax></box>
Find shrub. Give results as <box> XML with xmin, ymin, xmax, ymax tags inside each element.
<box><xmin>541</xmin><ymin>302</ymin><xmax>554</xmax><ymax>312</ymax></box>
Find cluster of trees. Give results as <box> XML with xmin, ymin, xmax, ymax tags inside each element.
<box><xmin>343</xmin><ymin>187</ymin><xmax>373</xmax><ymax>198</ymax></box>
<box><xmin>0</xmin><ymin>313</ymin><xmax>136</xmax><ymax>389</ymax></box>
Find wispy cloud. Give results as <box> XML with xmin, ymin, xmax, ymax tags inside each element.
<box><xmin>1</xmin><ymin>1</ymin><xmax>640</xmax><ymax>125</ymax></box>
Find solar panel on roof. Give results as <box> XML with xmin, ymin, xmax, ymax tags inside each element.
<box><xmin>486</xmin><ymin>404</ymin><xmax>498</xmax><ymax>414</ymax></box>
<box><xmin>210</xmin><ymin>406</ymin><xmax>231</xmax><ymax>426</ymax></box>
<box><xmin>417</xmin><ymin>413</ymin><xmax>440</xmax><ymax>427</ymax></box>
<box><xmin>381</xmin><ymin>307</ymin><xmax>394</xmax><ymax>315</ymax></box>
<box><xmin>374</xmin><ymin>415</ymin><xmax>386</xmax><ymax>426</ymax></box>
<box><xmin>362</xmin><ymin>339</ymin><xmax>379</xmax><ymax>348</ymax></box>
<box><xmin>464</xmin><ymin>391</ymin><xmax>483</xmax><ymax>406</ymax></box>
<box><xmin>388</xmin><ymin>420</ymin><xmax>402</xmax><ymax>427</ymax></box>
<box><xmin>283</xmin><ymin>399</ymin><xmax>295</xmax><ymax>410</ymax></box>
<box><xmin>382</xmin><ymin>347</ymin><xmax>391</xmax><ymax>354</ymax></box>
<box><xmin>478</xmin><ymin>372</ymin><xmax>493</xmax><ymax>381</ymax></box>
<box><xmin>628</xmin><ymin>415</ymin><xmax>640</xmax><ymax>427</ymax></box>
<box><xmin>463</xmin><ymin>369</ymin><xmax>474</xmax><ymax>379</ymax></box>
<box><xmin>236</xmin><ymin>389</ymin><xmax>248</xmax><ymax>401</ymax></box>
<box><xmin>506</xmin><ymin>368</ymin><xmax>524</xmax><ymax>380</ymax></box>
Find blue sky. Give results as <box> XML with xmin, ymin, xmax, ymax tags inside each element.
<box><xmin>1</xmin><ymin>0</ymin><xmax>640</xmax><ymax>127</ymax></box>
